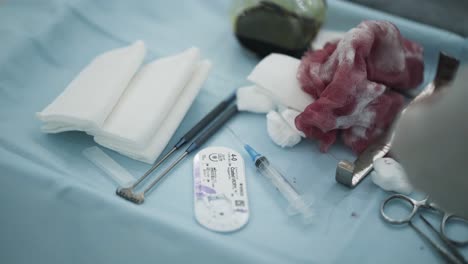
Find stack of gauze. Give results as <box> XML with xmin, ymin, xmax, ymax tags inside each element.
<box><xmin>37</xmin><ymin>41</ymin><xmax>212</xmax><ymax>164</ymax></box>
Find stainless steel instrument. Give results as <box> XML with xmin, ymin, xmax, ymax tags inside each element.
<box><xmin>381</xmin><ymin>193</ymin><xmax>468</xmax><ymax>263</ymax></box>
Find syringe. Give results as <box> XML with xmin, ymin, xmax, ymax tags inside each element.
<box><xmin>244</xmin><ymin>144</ymin><xmax>314</xmax><ymax>223</ymax></box>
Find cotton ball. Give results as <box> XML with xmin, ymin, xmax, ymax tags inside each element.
<box><xmin>279</xmin><ymin>108</ymin><xmax>305</xmax><ymax>137</ymax></box>
<box><xmin>371</xmin><ymin>157</ymin><xmax>413</xmax><ymax>194</ymax></box>
<box><xmin>236</xmin><ymin>85</ymin><xmax>276</xmax><ymax>113</ymax></box>
<box><xmin>266</xmin><ymin>110</ymin><xmax>302</xmax><ymax>147</ymax></box>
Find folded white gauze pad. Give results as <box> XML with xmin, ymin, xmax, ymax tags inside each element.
<box><xmin>95</xmin><ymin>60</ymin><xmax>212</xmax><ymax>163</ymax></box>
<box><xmin>247</xmin><ymin>53</ymin><xmax>314</xmax><ymax>112</ymax></box>
<box><xmin>236</xmin><ymin>85</ymin><xmax>276</xmax><ymax>113</ymax></box>
<box><xmin>95</xmin><ymin>47</ymin><xmax>200</xmax><ymax>148</ymax></box>
<box><xmin>37</xmin><ymin>42</ymin><xmax>211</xmax><ymax>164</ymax></box>
<box><xmin>37</xmin><ymin>40</ymin><xmax>146</xmax><ymax>133</ymax></box>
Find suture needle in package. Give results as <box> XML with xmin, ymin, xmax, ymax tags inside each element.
<box><xmin>193</xmin><ymin>147</ymin><xmax>249</xmax><ymax>232</ymax></box>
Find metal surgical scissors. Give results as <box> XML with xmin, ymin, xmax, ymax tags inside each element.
<box><xmin>381</xmin><ymin>194</ymin><xmax>468</xmax><ymax>263</ymax></box>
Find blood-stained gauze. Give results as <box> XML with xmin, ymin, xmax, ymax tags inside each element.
<box><xmin>295</xmin><ymin>20</ymin><xmax>424</xmax><ymax>153</ymax></box>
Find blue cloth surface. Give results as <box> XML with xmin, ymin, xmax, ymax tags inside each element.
<box><xmin>0</xmin><ymin>0</ymin><xmax>467</xmax><ymax>263</ymax></box>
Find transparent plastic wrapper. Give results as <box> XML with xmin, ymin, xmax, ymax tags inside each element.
<box><xmin>232</xmin><ymin>0</ymin><xmax>327</xmax><ymax>57</ymax></box>
<box><xmin>83</xmin><ymin>146</ymin><xmax>135</xmax><ymax>187</ymax></box>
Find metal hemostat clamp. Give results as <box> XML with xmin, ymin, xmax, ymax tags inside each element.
<box><xmin>336</xmin><ymin>52</ymin><xmax>460</xmax><ymax>188</ymax></box>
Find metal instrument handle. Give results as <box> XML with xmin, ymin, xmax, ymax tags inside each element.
<box><xmin>174</xmin><ymin>93</ymin><xmax>236</xmax><ymax>148</ymax></box>
<box><xmin>186</xmin><ymin>103</ymin><xmax>238</xmax><ymax>153</ymax></box>
<box><xmin>380</xmin><ymin>194</ymin><xmax>420</xmax><ymax>225</ymax></box>
<box><xmin>441</xmin><ymin>214</ymin><xmax>468</xmax><ymax>247</ymax></box>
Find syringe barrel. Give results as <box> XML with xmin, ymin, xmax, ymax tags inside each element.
<box><xmin>255</xmin><ymin>156</ymin><xmax>302</xmax><ymax>206</ymax></box>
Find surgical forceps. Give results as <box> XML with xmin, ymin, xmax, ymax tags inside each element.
<box><xmin>336</xmin><ymin>52</ymin><xmax>460</xmax><ymax>188</ymax></box>
<box><xmin>381</xmin><ymin>194</ymin><xmax>468</xmax><ymax>263</ymax></box>
<box><xmin>117</xmin><ymin>93</ymin><xmax>237</xmax><ymax>204</ymax></box>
